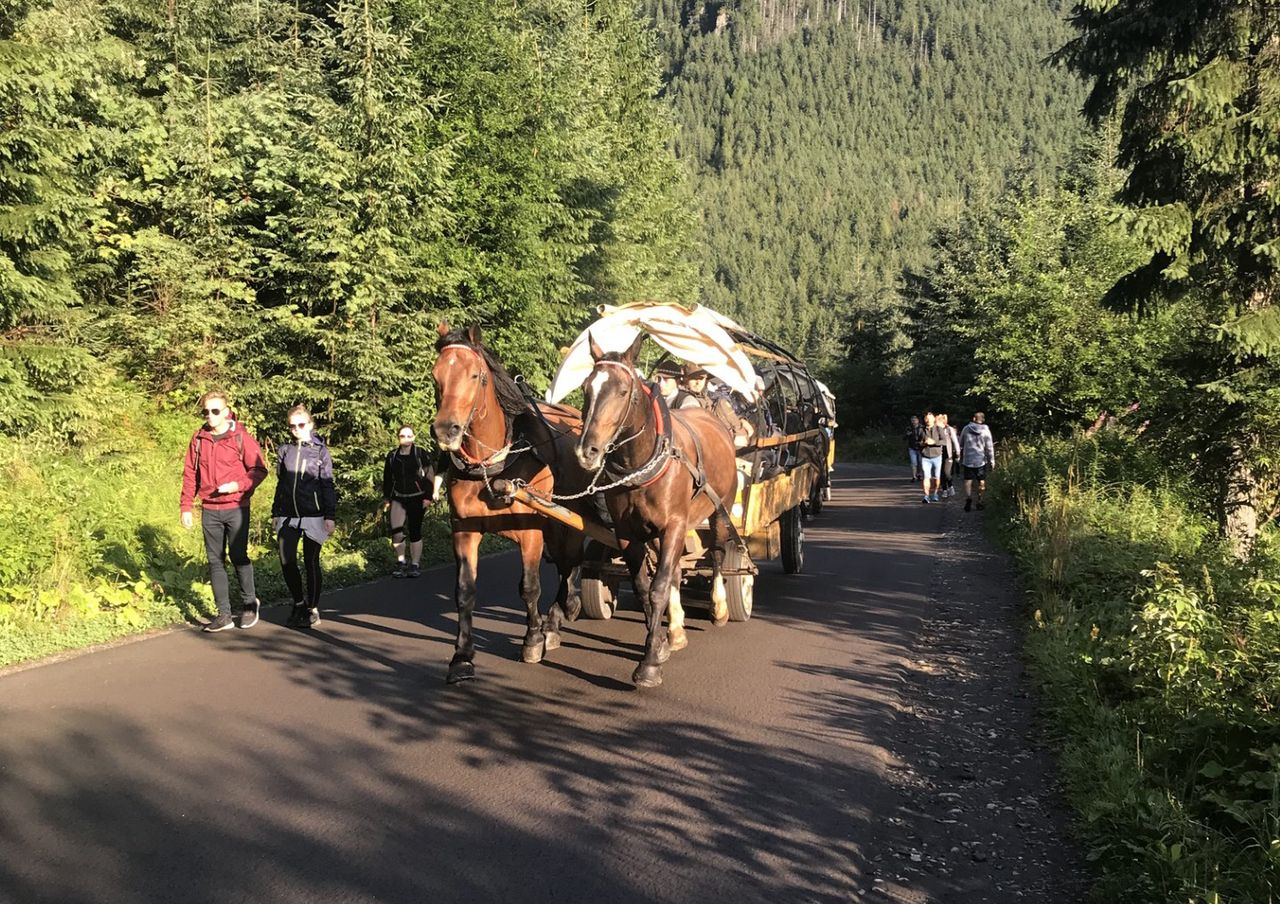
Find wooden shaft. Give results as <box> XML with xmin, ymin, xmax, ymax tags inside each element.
<box><xmin>504</xmin><ymin>485</ymin><xmax>622</xmax><ymax>549</ymax></box>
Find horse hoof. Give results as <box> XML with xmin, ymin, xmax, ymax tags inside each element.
<box><xmin>710</xmin><ymin>605</ymin><xmax>729</xmax><ymax>627</ymax></box>
<box><xmin>562</xmin><ymin>597</ymin><xmax>581</xmax><ymax>623</ymax></box>
<box><xmin>668</xmin><ymin>626</ymin><xmax>688</xmax><ymax>652</ymax></box>
<box><xmin>544</xmin><ymin>631</ymin><xmax>561</xmax><ymax>653</ymax></box>
<box><xmin>521</xmin><ymin>636</ymin><xmax>545</xmax><ymax>664</ymax></box>
<box><xmin>632</xmin><ymin>663</ymin><xmax>663</xmax><ymax>688</ymax></box>
<box><xmin>653</xmin><ymin>635</ymin><xmax>672</xmax><ymax>664</ymax></box>
<box><xmin>447</xmin><ymin>660</ymin><xmax>476</xmax><ymax>684</ymax></box>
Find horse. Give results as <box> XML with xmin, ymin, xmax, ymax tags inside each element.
<box><xmin>575</xmin><ymin>332</ymin><xmax>740</xmax><ymax>688</ymax></box>
<box><xmin>431</xmin><ymin>323</ymin><xmax>589</xmax><ymax>684</ymax></box>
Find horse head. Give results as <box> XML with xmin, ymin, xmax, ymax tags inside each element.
<box><xmin>576</xmin><ymin>331</ymin><xmax>647</xmax><ymax>472</ymax></box>
<box><xmin>432</xmin><ymin>322</ymin><xmax>492</xmax><ymax>452</ymax></box>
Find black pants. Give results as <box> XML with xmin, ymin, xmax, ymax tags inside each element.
<box><xmin>202</xmin><ymin>507</ymin><xmax>256</xmax><ymax>617</ymax></box>
<box><xmin>390</xmin><ymin>496</ymin><xmax>426</xmax><ymax>543</ymax></box>
<box><xmin>278</xmin><ymin>523</ymin><xmax>323</xmax><ymax>607</ymax></box>
<box><xmin>941</xmin><ymin>458</ymin><xmax>954</xmax><ymax>491</ymax></box>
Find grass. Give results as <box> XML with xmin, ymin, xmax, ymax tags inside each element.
<box><xmin>990</xmin><ymin>432</ymin><xmax>1280</xmax><ymax>903</ymax></box>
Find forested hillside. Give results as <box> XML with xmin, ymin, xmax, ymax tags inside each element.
<box><xmin>647</xmin><ymin>0</ymin><xmax>1085</xmax><ymax>374</ymax></box>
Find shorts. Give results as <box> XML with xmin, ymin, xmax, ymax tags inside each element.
<box><xmin>920</xmin><ymin>456</ymin><xmax>942</xmax><ymax>480</ymax></box>
<box><xmin>963</xmin><ymin>465</ymin><xmax>988</xmax><ymax>481</ymax></box>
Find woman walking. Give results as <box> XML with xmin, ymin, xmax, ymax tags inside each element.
<box><xmin>382</xmin><ymin>425</ymin><xmax>436</xmax><ymax>578</ymax></box>
<box><xmin>271</xmin><ymin>405</ymin><xmax>337</xmax><ymax>628</ymax></box>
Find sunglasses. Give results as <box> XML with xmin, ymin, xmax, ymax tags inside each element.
<box><xmin>202</xmin><ymin>407</ymin><xmax>223</xmax><ymax>416</ymax></box>
<box><xmin>289</xmin><ymin>422</ymin><xmax>310</xmax><ymax>430</ymax></box>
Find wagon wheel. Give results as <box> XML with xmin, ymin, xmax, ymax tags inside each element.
<box><xmin>780</xmin><ymin>504</ymin><xmax>804</xmax><ymax>575</ymax></box>
<box><xmin>579</xmin><ymin>541</ymin><xmax>618</xmax><ymax>620</ymax></box>
<box><xmin>724</xmin><ymin>543</ymin><xmax>754</xmax><ymax>622</ymax></box>
<box><xmin>580</xmin><ymin>578</ymin><xmax>617</xmax><ymax>620</ymax></box>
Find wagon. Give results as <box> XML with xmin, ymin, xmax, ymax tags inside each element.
<box><xmin>497</xmin><ymin>302</ymin><xmax>834</xmax><ymax>624</ymax></box>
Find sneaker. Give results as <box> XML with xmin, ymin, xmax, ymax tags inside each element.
<box><xmin>921</xmin><ymin>496</ymin><xmax>931</xmax><ymax>504</ymax></box>
<box><xmin>287</xmin><ymin>603</ymin><xmax>308</xmax><ymax>628</ymax></box>
<box><xmin>307</xmin><ymin>607</ymin><xmax>321</xmax><ymax>628</ymax></box>
<box><xmin>964</xmin><ymin>498</ymin><xmax>972</xmax><ymax>512</ymax></box>
<box><xmin>930</xmin><ymin>494</ymin><xmax>940</xmax><ymax>503</ymax></box>
<box><xmin>237</xmin><ymin>598</ymin><xmax>260</xmax><ymax>629</ymax></box>
<box><xmin>392</xmin><ymin>561</ymin><xmax>408</xmax><ymax>579</ymax></box>
<box><xmin>976</xmin><ymin>500</ymin><xmax>986</xmax><ymax>511</ymax></box>
<box><xmin>203</xmin><ymin>613</ymin><xmax>234</xmax><ymax>633</ymax></box>
<box><xmin>407</xmin><ymin>564</ymin><xmax>421</xmax><ymax>578</ymax></box>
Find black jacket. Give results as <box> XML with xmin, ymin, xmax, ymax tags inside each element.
<box><xmin>272</xmin><ymin>435</ymin><xmax>338</xmax><ymax>519</ymax></box>
<box><xmin>382</xmin><ymin>445</ymin><xmax>434</xmax><ymax>500</ymax></box>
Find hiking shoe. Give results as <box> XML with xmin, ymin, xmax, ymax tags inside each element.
<box><xmin>307</xmin><ymin>607</ymin><xmax>321</xmax><ymax>628</ymax></box>
<box><xmin>203</xmin><ymin>613</ymin><xmax>234</xmax><ymax>633</ymax></box>
<box><xmin>407</xmin><ymin>564</ymin><xmax>421</xmax><ymax>578</ymax></box>
<box><xmin>392</xmin><ymin>561</ymin><xmax>408</xmax><ymax>579</ymax></box>
<box><xmin>286</xmin><ymin>604</ymin><xmax>308</xmax><ymax>628</ymax></box>
<box><xmin>237</xmin><ymin>599</ymin><xmax>260</xmax><ymax>629</ymax></box>
<box><xmin>964</xmin><ymin>498</ymin><xmax>972</xmax><ymax>512</ymax></box>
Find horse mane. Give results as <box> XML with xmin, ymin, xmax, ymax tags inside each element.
<box><xmin>435</xmin><ymin>329</ymin><xmax>530</xmax><ymax>420</ymax></box>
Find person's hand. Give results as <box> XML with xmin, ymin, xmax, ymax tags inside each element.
<box><xmin>383</xmin><ymin>500</ymin><xmax>391</xmax><ymax>511</ymax></box>
<box><xmin>216</xmin><ymin>481</ymin><xmax>238</xmax><ymax>494</ymax></box>
<box><xmin>323</xmin><ymin>519</ymin><xmax>336</xmax><ymax>535</ymax></box>
<box><xmin>272</xmin><ymin>516</ymin><xmax>283</xmax><ymax>532</ymax></box>
<box><xmin>181</xmin><ymin>511</ymin><xmax>193</xmax><ymax>530</ymax></box>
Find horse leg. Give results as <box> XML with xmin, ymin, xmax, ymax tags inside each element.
<box><xmin>448</xmin><ymin>531</ymin><xmax>482</xmax><ymax>684</ymax></box>
<box><xmin>543</xmin><ymin>564</ymin><xmax>580</xmax><ymax>653</ymax></box>
<box><xmin>708</xmin><ymin>508</ymin><xmax>731</xmax><ymax>627</ymax></box>
<box><xmin>634</xmin><ymin>524</ymin><xmax>683</xmax><ymax>688</ymax></box>
<box><xmin>668</xmin><ymin>583</ymin><xmax>688</xmax><ymax>653</ymax></box>
<box><xmin>518</xmin><ymin>531</ymin><xmax>548</xmax><ymax>664</ymax></box>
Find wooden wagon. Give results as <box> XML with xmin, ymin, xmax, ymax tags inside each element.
<box><xmin>498</xmin><ymin>302</ymin><xmax>834</xmax><ymax>623</ymax></box>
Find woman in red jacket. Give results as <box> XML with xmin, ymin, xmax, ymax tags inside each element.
<box><xmin>179</xmin><ymin>389</ymin><xmax>269</xmax><ymax>632</ymax></box>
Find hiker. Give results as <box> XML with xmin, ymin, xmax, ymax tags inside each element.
<box><xmin>939</xmin><ymin>413</ymin><xmax>961</xmax><ymax>498</ymax></box>
<box><xmin>271</xmin><ymin>404</ymin><xmax>337</xmax><ymax>628</ymax></box>
<box><xmin>382</xmin><ymin>424</ymin><xmax>436</xmax><ymax>578</ymax></box>
<box><xmin>959</xmin><ymin>411</ymin><xmax>996</xmax><ymax>511</ymax></box>
<box><xmin>180</xmin><ymin>389</ymin><xmax>269</xmax><ymax>632</ymax></box>
<box><xmin>904</xmin><ymin>415</ymin><xmax>922</xmax><ymax>482</ymax></box>
<box><xmin>919</xmin><ymin>411</ymin><xmax>947</xmax><ymax>503</ymax></box>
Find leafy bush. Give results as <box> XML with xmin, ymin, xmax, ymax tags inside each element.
<box><xmin>994</xmin><ymin>432</ymin><xmax>1280</xmax><ymax>902</ymax></box>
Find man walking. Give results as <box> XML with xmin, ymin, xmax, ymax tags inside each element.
<box><xmin>180</xmin><ymin>389</ymin><xmax>269</xmax><ymax>631</ymax></box>
<box><xmin>959</xmin><ymin>411</ymin><xmax>996</xmax><ymax>512</ymax></box>
<box><xmin>904</xmin><ymin>415</ymin><xmax>922</xmax><ymax>483</ymax></box>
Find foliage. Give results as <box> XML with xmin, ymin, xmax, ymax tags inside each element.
<box><xmin>647</xmin><ymin>0</ymin><xmax>1087</xmax><ymax>380</ymax></box>
<box><xmin>1054</xmin><ymin>0</ymin><xmax>1280</xmax><ymax>552</ymax></box>
<box><xmin>993</xmin><ymin>432</ymin><xmax>1280</xmax><ymax>902</ymax></box>
<box><xmin>899</xmin><ymin>137</ymin><xmax>1183</xmax><ymax>437</ymax></box>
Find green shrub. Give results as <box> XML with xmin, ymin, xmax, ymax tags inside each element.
<box><xmin>996</xmin><ymin>432</ymin><xmax>1280</xmax><ymax>902</ymax></box>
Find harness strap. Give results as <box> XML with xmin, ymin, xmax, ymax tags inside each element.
<box><xmin>670</xmin><ymin>410</ymin><xmax>748</xmax><ymax>552</ymax></box>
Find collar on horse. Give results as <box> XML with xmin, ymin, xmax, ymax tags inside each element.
<box><xmin>440</xmin><ymin>343</ymin><xmax>517</xmax><ymax>480</ymax></box>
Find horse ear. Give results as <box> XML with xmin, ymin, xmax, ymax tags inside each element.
<box><xmin>623</xmin><ymin>331</ymin><xmax>645</xmax><ymax>364</ymax></box>
<box><xmin>436</xmin><ymin>321</ymin><xmax>450</xmax><ymax>337</ymax></box>
<box><xmin>465</xmin><ymin>324</ymin><xmax>483</xmax><ymax>345</ymax></box>
<box><xmin>588</xmin><ymin>331</ymin><xmax>604</xmax><ymax>361</ymax></box>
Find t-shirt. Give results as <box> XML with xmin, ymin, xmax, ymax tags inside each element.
<box><xmin>920</xmin><ymin>425</ymin><xmax>947</xmax><ymax>458</ymax></box>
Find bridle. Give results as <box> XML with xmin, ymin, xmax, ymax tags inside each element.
<box><xmin>436</xmin><ymin>343</ymin><xmax>491</xmax><ymax>450</ymax></box>
<box><xmin>583</xmin><ymin>359</ymin><xmax>646</xmax><ymax>457</ymax></box>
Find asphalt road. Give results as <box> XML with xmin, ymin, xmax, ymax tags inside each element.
<box><xmin>0</xmin><ymin>463</ymin><xmax>1050</xmax><ymax>904</ymax></box>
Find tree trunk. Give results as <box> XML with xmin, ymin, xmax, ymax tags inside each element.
<box><xmin>1222</xmin><ymin>441</ymin><xmax>1259</xmax><ymax>559</ymax></box>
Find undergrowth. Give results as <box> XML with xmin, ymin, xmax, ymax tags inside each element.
<box><xmin>991</xmin><ymin>431</ymin><xmax>1280</xmax><ymax>902</ymax></box>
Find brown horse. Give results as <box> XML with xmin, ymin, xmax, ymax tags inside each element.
<box><xmin>431</xmin><ymin>324</ymin><xmax>588</xmax><ymax>684</ymax></box>
<box><xmin>575</xmin><ymin>332</ymin><xmax>740</xmax><ymax>688</ymax></box>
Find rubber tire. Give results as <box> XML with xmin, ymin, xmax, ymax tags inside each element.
<box><xmin>781</xmin><ymin>505</ymin><xmax>804</xmax><ymax>575</ymax></box>
<box><xmin>580</xmin><ymin>577</ymin><xmax>617</xmax><ymax>620</ymax></box>
<box><xmin>724</xmin><ymin>544</ymin><xmax>754</xmax><ymax>622</ymax></box>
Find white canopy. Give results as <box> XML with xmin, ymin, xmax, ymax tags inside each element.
<box><xmin>546</xmin><ymin>302</ymin><xmax>761</xmax><ymax>404</ymax></box>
